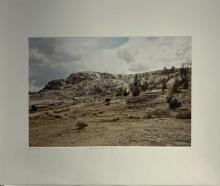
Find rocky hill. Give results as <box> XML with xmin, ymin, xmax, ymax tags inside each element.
<box><xmin>30</xmin><ymin>67</ymin><xmax>191</xmax><ymax>101</ymax></box>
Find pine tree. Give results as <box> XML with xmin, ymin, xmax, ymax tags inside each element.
<box><xmin>162</xmin><ymin>78</ymin><xmax>167</xmax><ymax>93</ymax></box>
<box><xmin>132</xmin><ymin>74</ymin><xmax>140</xmax><ymax>96</ymax></box>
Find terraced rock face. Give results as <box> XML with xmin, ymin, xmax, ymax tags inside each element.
<box><xmin>31</xmin><ymin>68</ymin><xmax>191</xmax><ymax>101</ymax></box>
<box><xmin>43</xmin><ymin>79</ymin><xmax>65</xmax><ymax>90</ymax></box>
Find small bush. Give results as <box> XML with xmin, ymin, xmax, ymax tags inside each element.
<box><xmin>112</xmin><ymin>117</ymin><xmax>120</xmax><ymax>121</ymax></box>
<box><xmin>116</xmin><ymin>87</ymin><xmax>129</xmax><ymax>96</ymax></box>
<box><xmin>180</xmin><ymin>66</ymin><xmax>190</xmax><ymax>89</ymax></box>
<box><xmin>171</xmin><ymin>79</ymin><xmax>180</xmax><ymax>94</ymax></box>
<box><xmin>161</xmin><ymin>78</ymin><xmax>167</xmax><ymax>93</ymax></box>
<box><xmin>163</xmin><ymin>67</ymin><xmax>168</xmax><ymax>75</ymax></box>
<box><xmin>132</xmin><ymin>87</ymin><xmax>140</xmax><ymax>96</ymax></box>
<box><xmin>143</xmin><ymin>113</ymin><xmax>152</xmax><ymax>119</ymax></box>
<box><xmin>30</xmin><ymin>105</ymin><xmax>37</xmax><ymax>112</ymax></box>
<box><xmin>147</xmin><ymin>114</ymin><xmax>152</xmax><ymax>119</ymax></box>
<box><xmin>166</xmin><ymin>96</ymin><xmax>172</xmax><ymax>103</ymax></box>
<box><xmin>183</xmin><ymin>80</ymin><xmax>189</xmax><ymax>89</ymax></box>
<box><xmin>132</xmin><ymin>74</ymin><xmax>141</xmax><ymax>96</ymax></box>
<box><xmin>128</xmin><ymin>115</ymin><xmax>142</xmax><ymax>119</ymax></box>
<box><xmin>54</xmin><ymin>114</ymin><xmax>62</xmax><ymax>119</ymax></box>
<box><xmin>94</xmin><ymin>85</ymin><xmax>103</xmax><ymax>96</ymax></box>
<box><xmin>168</xmin><ymin>98</ymin><xmax>181</xmax><ymax>110</ymax></box>
<box><xmin>123</xmin><ymin>90</ymin><xmax>129</xmax><ymax>96</ymax></box>
<box><xmin>116</xmin><ymin>87</ymin><xmax>125</xmax><ymax>96</ymax></box>
<box><xmin>76</xmin><ymin>121</ymin><xmax>88</xmax><ymax>130</ymax></box>
<box><xmin>176</xmin><ymin>110</ymin><xmax>191</xmax><ymax>119</ymax></box>
<box><xmin>141</xmin><ymin>81</ymin><xmax>149</xmax><ymax>92</ymax></box>
<box><xmin>102</xmin><ymin>117</ymin><xmax>120</xmax><ymax>122</ymax></box>
<box><xmin>105</xmin><ymin>98</ymin><xmax>111</xmax><ymax>102</ymax></box>
<box><xmin>150</xmin><ymin>109</ymin><xmax>170</xmax><ymax>118</ymax></box>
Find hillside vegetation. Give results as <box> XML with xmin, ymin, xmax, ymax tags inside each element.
<box><xmin>29</xmin><ymin>65</ymin><xmax>191</xmax><ymax>146</ymax></box>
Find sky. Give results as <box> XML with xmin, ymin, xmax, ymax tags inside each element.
<box><xmin>29</xmin><ymin>36</ymin><xmax>191</xmax><ymax>91</ymax></box>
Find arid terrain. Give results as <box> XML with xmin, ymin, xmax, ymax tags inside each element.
<box><xmin>29</xmin><ymin>66</ymin><xmax>191</xmax><ymax>146</ymax></box>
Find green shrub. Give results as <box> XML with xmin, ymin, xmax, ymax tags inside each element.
<box><xmin>141</xmin><ymin>81</ymin><xmax>149</xmax><ymax>91</ymax></box>
<box><xmin>132</xmin><ymin>87</ymin><xmax>140</xmax><ymax>96</ymax></box>
<box><xmin>183</xmin><ymin>80</ymin><xmax>189</xmax><ymax>89</ymax></box>
<box><xmin>132</xmin><ymin>74</ymin><xmax>141</xmax><ymax>96</ymax></box>
<box><xmin>30</xmin><ymin>105</ymin><xmax>37</xmax><ymax>112</ymax></box>
<box><xmin>143</xmin><ymin>113</ymin><xmax>152</xmax><ymax>119</ymax></box>
<box><xmin>150</xmin><ymin>109</ymin><xmax>170</xmax><ymax>118</ymax></box>
<box><xmin>94</xmin><ymin>85</ymin><xmax>103</xmax><ymax>96</ymax></box>
<box><xmin>112</xmin><ymin>117</ymin><xmax>120</xmax><ymax>121</ymax></box>
<box><xmin>171</xmin><ymin>79</ymin><xmax>180</xmax><ymax>94</ymax></box>
<box><xmin>105</xmin><ymin>98</ymin><xmax>111</xmax><ymax>102</ymax></box>
<box><xmin>171</xmin><ymin>66</ymin><xmax>175</xmax><ymax>76</ymax></box>
<box><xmin>54</xmin><ymin>114</ymin><xmax>62</xmax><ymax>119</ymax></box>
<box><xmin>76</xmin><ymin>121</ymin><xmax>88</xmax><ymax>130</ymax></box>
<box><xmin>128</xmin><ymin>115</ymin><xmax>142</xmax><ymax>119</ymax></box>
<box><xmin>180</xmin><ymin>66</ymin><xmax>190</xmax><ymax>89</ymax></box>
<box><xmin>161</xmin><ymin>78</ymin><xmax>167</xmax><ymax>93</ymax></box>
<box><xmin>163</xmin><ymin>67</ymin><xmax>168</xmax><ymax>75</ymax></box>
<box><xmin>123</xmin><ymin>90</ymin><xmax>129</xmax><ymax>96</ymax></box>
<box><xmin>168</xmin><ymin>98</ymin><xmax>181</xmax><ymax>110</ymax></box>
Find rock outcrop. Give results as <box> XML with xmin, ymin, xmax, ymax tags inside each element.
<box><xmin>30</xmin><ymin>67</ymin><xmax>191</xmax><ymax>101</ymax></box>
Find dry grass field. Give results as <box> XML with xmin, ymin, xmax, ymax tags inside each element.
<box><xmin>29</xmin><ymin>90</ymin><xmax>191</xmax><ymax>147</ymax></box>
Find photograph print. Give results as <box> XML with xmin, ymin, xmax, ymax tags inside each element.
<box><xmin>29</xmin><ymin>36</ymin><xmax>191</xmax><ymax>147</ymax></box>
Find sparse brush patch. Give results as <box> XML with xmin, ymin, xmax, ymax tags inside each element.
<box><xmin>171</xmin><ymin>79</ymin><xmax>180</xmax><ymax>94</ymax></box>
<box><xmin>161</xmin><ymin>78</ymin><xmax>167</xmax><ymax>93</ymax></box>
<box><xmin>162</xmin><ymin>67</ymin><xmax>168</xmax><ymax>75</ymax></box>
<box><xmin>69</xmin><ymin>115</ymin><xmax>76</xmax><ymax>119</ymax></box>
<box><xmin>116</xmin><ymin>87</ymin><xmax>126</xmax><ymax>96</ymax></box>
<box><xmin>176</xmin><ymin>110</ymin><xmax>191</xmax><ymax>119</ymax></box>
<box><xmin>180</xmin><ymin>66</ymin><xmax>190</xmax><ymax>89</ymax></box>
<box><xmin>132</xmin><ymin>87</ymin><xmax>140</xmax><ymax>96</ymax></box>
<box><xmin>54</xmin><ymin>114</ymin><xmax>62</xmax><ymax>119</ymax></box>
<box><xmin>166</xmin><ymin>96</ymin><xmax>172</xmax><ymax>103</ymax></box>
<box><xmin>147</xmin><ymin>114</ymin><xmax>152</xmax><ymax>119</ymax></box>
<box><xmin>123</xmin><ymin>90</ymin><xmax>129</xmax><ymax>96</ymax></box>
<box><xmin>112</xmin><ymin>117</ymin><xmax>120</xmax><ymax>121</ymax></box>
<box><xmin>141</xmin><ymin>81</ymin><xmax>149</xmax><ymax>92</ymax></box>
<box><xmin>99</xmin><ymin>111</ymin><xmax>104</xmax><ymax>114</ymax></box>
<box><xmin>88</xmin><ymin>102</ymin><xmax>95</xmax><ymax>106</ymax></box>
<box><xmin>94</xmin><ymin>85</ymin><xmax>103</xmax><ymax>96</ymax></box>
<box><xmin>150</xmin><ymin>109</ymin><xmax>170</xmax><ymax>118</ymax></box>
<box><xmin>105</xmin><ymin>102</ymin><xmax>110</xmax><ymax>105</ymax></box>
<box><xmin>103</xmin><ymin>117</ymin><xmax>120</xmax><ymax>122</ymax></box>
<box><xmin>143</xmin><ymin>113</ymin><xmax>152</xmax><ymax>119</ymax></box>
<box><xmin>132</xmin><ymin>74</ymin><xmax>141</xmax><ymax>96</ymax></box>
<box><xmin>76</xmin><ymin>121</ymin><xmax>88</xmax><ymax>130</ymax></box>
<box><xmin>128</xmin><ymin>115</ymin><xmax>142</xmax><ymax>119</ymax></box>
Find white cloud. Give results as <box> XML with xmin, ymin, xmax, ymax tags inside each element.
<box><xmin>29</xmin><ymin>36</ymin><xmax>191</xmax><ymax>91</ymax></box>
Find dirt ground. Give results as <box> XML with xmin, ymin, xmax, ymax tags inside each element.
<box><xmin>29</xmin><ymin>91</ymin><xmax>191</xmax><ymax>147</ymax></box>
